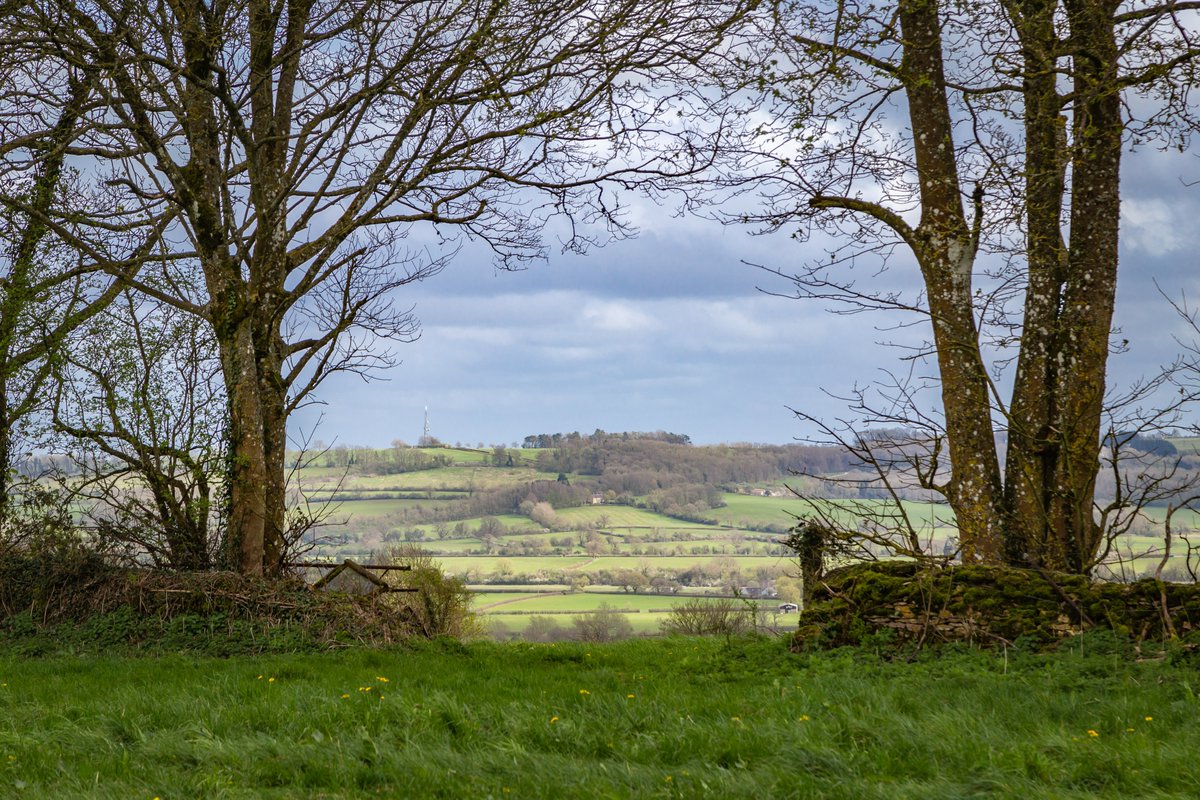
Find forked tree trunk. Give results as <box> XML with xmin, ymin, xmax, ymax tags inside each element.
<box><xmin>1004</xmin><ymin>0</ymin><xmax>1122</xmax><ymax>572</ymax></box>
<box><xmin>1005</xmin><ymin>0</ymin><xmax>1068</xmax><ymax>567</ymax></box>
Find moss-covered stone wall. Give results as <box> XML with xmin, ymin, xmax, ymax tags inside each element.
<box><xmin>793</xmin><ymin>561</ymin><xmax>1200</xmax><ymax>650</ymax></box>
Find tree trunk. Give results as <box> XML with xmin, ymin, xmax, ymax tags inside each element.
<box><xmin>1005</xmin><ymin>0</ymin><xmax>1069</xmax><ymax>567</ymax></box>
<box><xmin>1049</xmin><ymin>0</ymin><xmax>1122</xmax><ymax>571</ymax></box>
<box><xmin>900</xmin><ymin>0</ymin><xmax>1008</xmax><ymax>563</ymax></box>
<box><xmin>1005</xmin><ymin>0</ymin><xmax>1121</xmax><ymax>572</ymax></box>
<box><xmin>221</xmin><ymin>323</ymin><xmax>270</xmax><ymax>575</ymax></box>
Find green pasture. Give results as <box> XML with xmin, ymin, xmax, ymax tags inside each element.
<box><xmin>410</xmin><ymin>528</ymin><xmax>785</xmax><ymax>559</ymax></box>
<box><xmin>466</xmin><ymin>585</ymin><xmax>573</xmax><ymax>594</ymax></box>
<box><xmin>418</xmin><ymin>538</ymin><xmax>480</xmax><ymax>554</ymax></box>
<box><xmin>427</xmin><ymin>554</ymin><xmax>790</xmax><ymax>579</ymax></box>
<box><xmin>434</xmin><ymin>556</ymin><xmax>594</xmax><ymax>576</ymax></box>
<box><xmin>1123</xmin><ymin>505</ymin><xmax>1200</xmax><ymax>532</ymax></box>
<box><xmin>582</xmin><ymin>555</ymin><xmax>788</xmax><ymax>574</ymax></box>
<box><xmin>294</xmin><ymin>465</ymin><xmax>553</xmax><ymax>493</ymax></box>
<box><xmin>478</xmin><ymin>592</ymin><xmax>661</xmax><ymax>614</ymax></box>
<box><xmin>705</xmin><ymin>494</ymin><xmax>956</xmax><ymax>532</ymax></box>
<box><xmin>472</xmin><ymin>514</ymin><xmax>540</xmax><ymax>532</ymax></box>
<box><xmin>302</xmin><ymin>484</ymin><xmax>465</xmax><ymax>496</ymax></box>
<box><xmin>555</xmin><ymin>505</ymin><xmax>716</xmax><ymax>530</ymax></box>
<box><xmin>475</xmin><ymin>591</ymin><xmax>777</xmax><ymax>615</ymax></box>
<box><xmin>329</xmin><ymin>497</ymin><xmax>457</xmax><ymax>519</ymax></box>
<box><xmin>484</xmin><ymin>611</ymin><xmax>678</xmax><ymax>636</ymax></box>
<box><xmin>3</xmin><ymin>637</ymin><xmax>1197</xmax><ymax>798</ymax></box>
<box><xmin>472</xmin><ymin>592</ymin><xmax>553</xmax><ymax>610</ymax></box>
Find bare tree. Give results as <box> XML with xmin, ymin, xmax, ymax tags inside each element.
<box><xmin>15</xmin><ymin>0</ymin><xmax>753</xmax><ymax>574</ymax></box>
<box><xmin>728</xmin><ymin>1</ymin><xmax>1200</xmax><ymax>572</ymax></box>
<box><xmin>52</xmin><ymin>288</ymin><xmax>226</xmax><ymax>570</ymax></box>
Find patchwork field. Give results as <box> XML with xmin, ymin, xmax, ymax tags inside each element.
<box><xmin>288</xmin><ymin>445</ymin><xmax>1200</xmax><ymax>637</ymax></box>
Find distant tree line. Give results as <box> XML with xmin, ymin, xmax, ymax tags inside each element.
<box><xmin>535</xmin><ymin>437</ymin><xmax>862</xmax><ymax>489</ymax></box>
<box><xmin>521</xmin><ymin>430</ymin><xmax>693</xmax><ymax>449</ymax></box>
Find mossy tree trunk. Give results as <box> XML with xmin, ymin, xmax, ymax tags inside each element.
<box><xmin>765</xmin><ymin>0</ymin><xmax>1181</xmax><ymax>573</ymax></box>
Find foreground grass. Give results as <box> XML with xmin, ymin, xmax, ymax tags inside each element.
<box><xmin>1</xmin><ymin>637</ymin><xmax>1197</xmax><ymax>799</ymax></box>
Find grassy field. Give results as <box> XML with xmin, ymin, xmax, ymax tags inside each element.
<box><xmin>474</xmin><ymin>591</ymin><xmax>772</xmax><ymax>614</ymax></box>
<box><xmin>582</xmin><ymin>555</ymin><xmax>786</xmax><ymax>573</ymax></box>
<box><xmin>434</xmin><ymin>556</ymin><xmax>594</xmax><ymax>575</ymax></box>
<box><xmin>1</xmin><ymin>637</ymin><xmax>1197</xmax><ymax>798</ymax></box>
<box><xmin>704</xmin><ymin>494</ymin><xmax>957</xmax><ymax>533</ymax></box>
<box><xmin>295</xmin><ymin>465</ymin><xmax>554</xmax><ymax>492</ymax></box>
<box><xmin>472</xmin><ymin>588</ymin><xmax>790</xmax><ymax>639</ymax></box>
<box><xmin>554</xmin><ymin>506</ymin><xmax>716</xmax><ymax>531</ymax></box>
<box><xmin>428</xmin><ymin>554</ymin><xmax>790</xmax><ymax>579</ymax></box>
<box><xmin>485</xmin><ymin>611</ymin><xmax>688</xmax><ymax>637</ymax></box>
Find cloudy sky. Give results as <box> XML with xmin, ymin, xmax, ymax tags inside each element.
<box><xmin>292</xmin><ymin>145</ymin><xmax>1200</xmax><ymax>449</ymax></box>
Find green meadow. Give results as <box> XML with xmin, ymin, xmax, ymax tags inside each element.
<box><xmin>2</xmin><ymin>637</ymin><xmax>1197</xmax><ymax>798</ymax></box>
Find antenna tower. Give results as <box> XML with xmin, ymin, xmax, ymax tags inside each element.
<box><xmin>422</xmin><ymin>406</ymin><xmax>431</xmax><ymax>445</ymax></box>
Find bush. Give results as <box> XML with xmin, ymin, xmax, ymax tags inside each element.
<box><xmin>386</xmin><ymin>545</ymin><xmax>478</xmax><ymax>639</ymax></box>
<box><xmin>660</xmin><ymin>597</ymin><xmax>757</xmax><ymax>636</ymax></box>
<box><xmin>571</xmin><ymin>604</ymin><xmax>634</xmax><ymax>642</ymax></box>
<box><xmin>523</xmin><ymin>615</ymin><xmax>570</xmax><ymax>642</ymax></box>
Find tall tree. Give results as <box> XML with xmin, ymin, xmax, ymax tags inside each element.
<box><xmin>733</xmin><ymin>0</ymin><xmax>1200</xmax><ymax>571</ymax></box>
<box><xmin>17</xmin><ymin>0</ymin><xmax>752</xmax><ymax>574</ymax></box>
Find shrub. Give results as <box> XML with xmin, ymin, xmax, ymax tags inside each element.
<box><xmin>660</xmin><ymin>597</ymin><xmax>757</xmax><ymax>636</ymax></box>
<box><xmin>523</xmin><ymin>615</ymin><xmax>570</xmax><ymax>642</ymax></box>
<box><xmin>386</xmin><ymin>545</ymin><xmax>478</xmax><ymax>639</ymax></box>
<box><xmin>571</xmin><ymin>604</ymin><xmax>634</xmax><ymax>642</ymax></box>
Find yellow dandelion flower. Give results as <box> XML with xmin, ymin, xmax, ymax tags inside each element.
<box><xmin>377</xmin><ymin>676</ymin><xmax>390</xmax><ymax>683</ymax></box>
<box><xmin>550</xmin><ymin>716</ymin><xmax>559</xmax><ymax>724</ymax></box>
<box><xmin>341</xmin><ymin>694</ymin><xmax>350</xmax><ymax>699</ymax></box>
<box><xmin>579</xmin><ymin>689</ymin><xmax>590</xmax><ymax>695</ymax></box>
<box><xmin>1144</xmin><ymin>716</ymin><xmax>1153</xmax><ymax>722</ymax></box>
<box><xmin>800</xmin><ymin>715</ymin><xmax>810</xmax><ymax>721</ymax></box>
<box><xmin>268</xmin><ymin>677</ymin><xmax>276</xmax><ymax>683</ymax></box>
<box><xmin>627</xmin><ymin>694</ymin><xmax>636</xmax><ymax>699</ymax></box>
<box><xmin>1126</xmin><ymin>728</ymin><xmax>1135</xmax><ymax>732</ymax></box>
<box><xmin>1087</xmin><ymin>730</ymin><xmax>1099</xmax><ymax>737</ymax></box>
<box><xmin>665</xmin><ymin>776</ymin><xmax>673</xmax><ymax>782</ymax></box>
<box><xmin>256</xmin><ymin>675</ymin><xmax>263</xmax><ymax>680</ymax></box>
